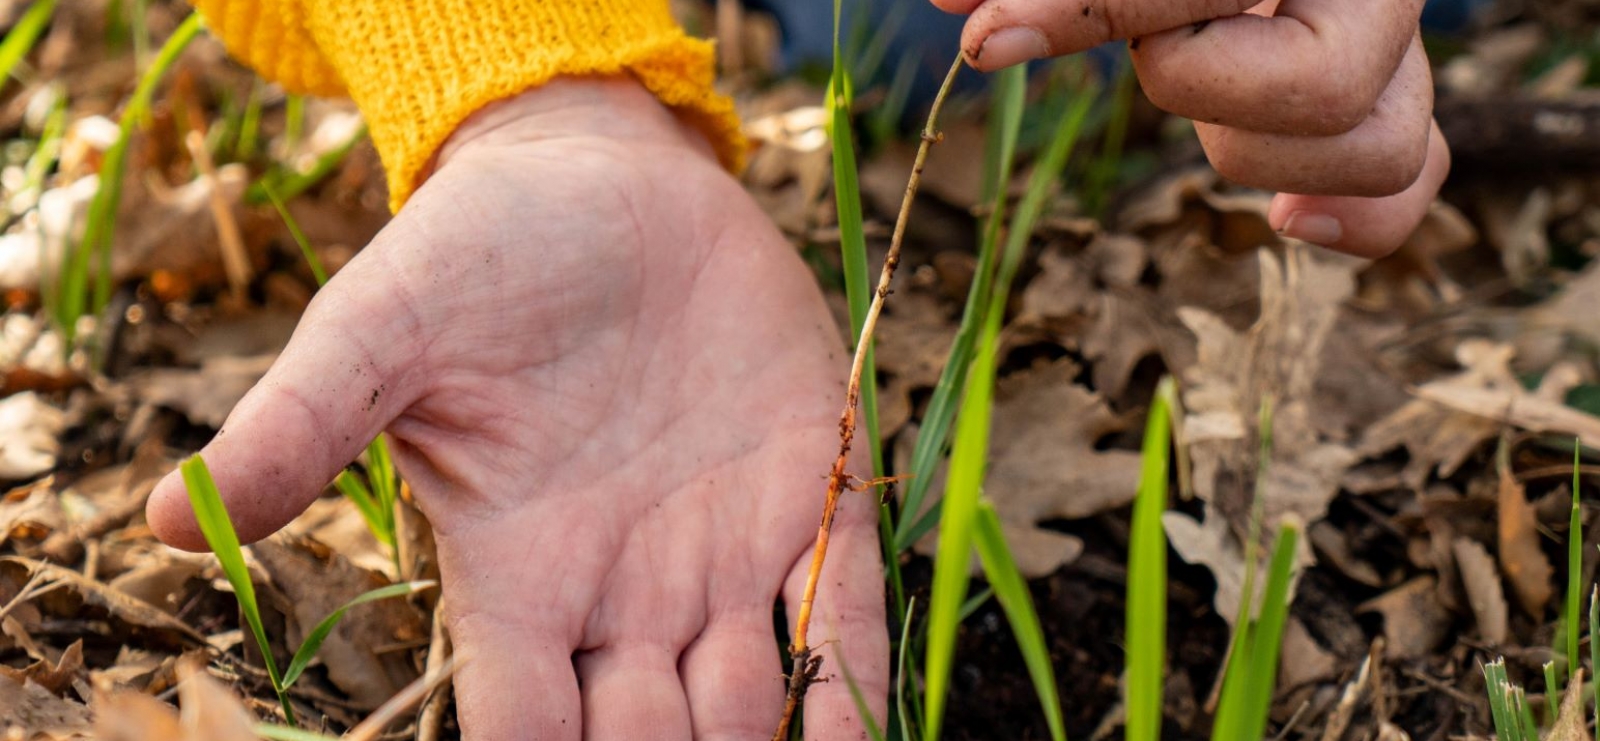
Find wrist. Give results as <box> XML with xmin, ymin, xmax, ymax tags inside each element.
<box><xmin>432</xmin><ymin>76</ymin><xmax>720</xmax><ymax>175</ymax></box>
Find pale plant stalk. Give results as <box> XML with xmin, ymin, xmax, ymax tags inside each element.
<box><xmin>772</xmin><ymin>54</ymin><xmax>964</xmax><ymax>741</ymax></box>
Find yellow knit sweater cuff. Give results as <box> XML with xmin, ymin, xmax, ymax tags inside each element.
<box><xmin>193</xmin><ymin>0</ymin><xmax>745</xmax><ymax>211</ymax></box>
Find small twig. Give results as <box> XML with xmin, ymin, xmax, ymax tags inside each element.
<box><xmin>415</xmin><ymin>598</ymin><xmax>453</xmax><ymax>741</ymax></box>
<box><xmin>772</xmin><ymin>53</ymin><xmax>965</xmax><ymax>741</ymax></box>
<box><xmin>0</xmin><ymin>571</ymin><xmax>64</xmax><ymax>625</ymax></box>
<box><xmin>184</xmin><ymin>130</ymin><xmax>252</xmax><ymax>303</ymax></box>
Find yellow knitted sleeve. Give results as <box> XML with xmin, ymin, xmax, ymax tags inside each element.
<box><xmin>191</xmin><ymin>0</ymin><xmax>745</xmax><ymax>211</ymax></box>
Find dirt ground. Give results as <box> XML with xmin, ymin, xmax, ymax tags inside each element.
<box><xmin>2</xmin><ymin>0</ymin><xmax>1599</xmax><ymax>739</ymax></box>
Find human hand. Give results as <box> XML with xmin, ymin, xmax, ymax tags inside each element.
<box><xmin>932</xmin><ymin>0</ymin><xmax>1451</xmax><ymax>257</ymax></box>
<box><xmin>145</xmin><ymin>77</ymin><xmax>888</xmax><ymax>739</ymax></box>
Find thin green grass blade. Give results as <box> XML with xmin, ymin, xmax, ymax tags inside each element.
<box><xmin>333</xmin><ymin>470</ymin><xmax>385</xmax><ymax>540</ymax></box>
<box><xmin>923</xmin><ymin>309</ymin><xmax>1002</xmax><ymax>741</ymax></box>
<box><xmin>1125</xmin><ymin>377</ymin><xmax>1174</xmax><ymax>741</ymax></box>
<box><xmin>897</xmin><ymin>596</ymin><xmax>919</xmax><ymax>741</ymax></box>
<box><xmin>1591</xmin><ymin>586</ymin><xmax>1598</xmax><ymax>732</ymax></box>
<box><xmin>1239</xmin><ymin>520</ymin><xmax>1301</xmax><ymax>741</ymax></box>
<box><xmin>894</xmin><ymin>66</ymin><xmax>1025</xmax><ymax>552</ymax></box>
<box><xmin>1568</xmin><ymin>439</ymin><xmax>1583</xmax><ymax>674</ymax></box>
<box><xmin>0</xmin><ymin>0</ymin><xmax>60</xmax><ymax>90</ymax></box>
<box><xmin>61</xmin><ymin>12</ymin><xmax>201</xmax><ymax>343</ymax></box>
<box><xmin>281</xmin><ymin>580</ymin><xmax>435</xmax><ymax>688</ymax></box>
<box><xmin>974</xmin><ymin>502</ymin><xmax>1066</xmax><ymax>741</ymax></box>
<box><xmin>1484</xmin><ymin>660</ymin><xmax>1512</xmax><ymax>741</ymax></box>
<box><xmin>836</xmin><ymin>647</ymin><xmax>888</xmax><ymax>741</ymax></box>
<box><xmin>1083</xmin><ymin>55</ymin><xmax>1133</xmax><ymax>216</ymax></box>
<box><xmin>180</xmin><ymin>455</ymin><xmax>295</xmax><ymax>725</ymax></box>
<box><xmin>236</xmin><ymin>80</ymin><xmax>264</xmax><ymax>161</ymax></box>
<box><xmin>957</xmin><ymin>586</ymin><xmax>994</xmax><ymax>623</ymax></box>
<box><xmin>1515</xmin><ymin>686</ymin><xmax>1537</xmax><ymax>741</ymax></box>
<box><xmin>262</xmin><ymin>183</ymin><xmax>328</xmax><ymax>286</ymax></box>
<box><xmin>1544</xmin><ymin>660</ymin><xmax>1559</xmax><ymax>717</ymax></box>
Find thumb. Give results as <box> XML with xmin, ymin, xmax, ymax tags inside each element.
<box><xmin>146</xmin><ymin>263</ymin><xmax>423</xmax><ymax>551</ymax></box>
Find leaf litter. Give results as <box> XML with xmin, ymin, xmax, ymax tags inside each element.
<box><xmin>0</xmin><ymin>1</ymin><xmax>1597</xmax><ymax>739</ymax></box>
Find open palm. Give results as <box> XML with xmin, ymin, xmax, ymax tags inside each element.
<box><xmin>147</xmin><ymin>78</ymin><xmax>888</xmax><ymax>740</ymax></box>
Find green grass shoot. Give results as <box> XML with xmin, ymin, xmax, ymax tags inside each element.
<box><xmin>1567</xmin><ymin>439</ymin><xmax>1582</xmax><ymax>675</ymax></box>
<box><xmin>1485</xmin><ymin>659</ymin><xmax>1523</xmax><ymax>741</ymax></box>
<box><xmin>57</xmin><ymin>11</ymin><xmax>201</xmax><ymax>347</ymax></box>
<box><xmin>974</xmin><ymin>502</ymin><xmax>1066</xmax><ymax>741</ymax></box>
<box><xmin>1125</xmin><ymin>377</ymin><xmax>1175</xmax><ymax>741</ymax></box>
<box><xmin>182</xmin><ymin>455</ymin><xmax>430</xmax><ymax>726</ymax></box>
<box><xmin>1591</xmin><ymin>585</ymin><xmax>1598</xmax><ymax>731</ymax></box>
<box><xmin>180</xmin><ymin>454</ymin><xmax>294</xmax><ymax>724</ymax></box>
<box><xmin>897</xmin><ymin>596</ymin><xmax>919</xmax><ymax>741</ymax></box>
<box><xmin>1210</xmin><ymin>520</ymin><xmax>1301</xmax><ymax>741</ymax></box>
<box><xmin>263</xmin><ymin>183</ymin><xmax>329</xmax><ymax>286</ymax></box>
<box><xmin>0</xmin><ymin>0</ymin><xmax>60</xmax><ymax>92</ymax></box>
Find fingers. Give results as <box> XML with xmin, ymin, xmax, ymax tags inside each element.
<box><xmin>1270</xmin><ymin>118</ymin><xmax>1451</xmax><ymax>258</ymax></box>
<box><xmin>1193</xmin><ymin>35</ymin><xmax>1434</xmax><ymax>198</ymax></box>
<box><xmin>955</xmin><ymin>0</ymin><xmax>1259</xmax><ymax>71</ymax></box>
<box><xmin>1132</xmin><ymin>0</ymin><xmax>1425</xmax><ymax>135</ymax></box>
<box><xmin>449</xmin><ymin>611</ymin><xmax>584</xmax><ymax>741</ymax></box>
<box><xmin>576</xmin><ymin>644</ymin><xmax>695</xmax><ymax>740</ymax></box>
<box><xmin>144</xmin><ymin>249</ymin><xmax>423</xmax><ymax>551</ymax></box>
<box><xmin>679</xmin><ymin>606</ymin><xmax>786</xmax><ymax>740</ymax></box>
<box><xmin>783</xmin><ymin>492</ymin><xmax>890</xmax><ymax>740</ymax></box>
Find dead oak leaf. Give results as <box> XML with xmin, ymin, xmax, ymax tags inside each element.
<box><xmin>0</xmin><ymin>557</ymin><xmax>206</xmax><ymax>646</ymax></box>
<box><xmin>94</xmin><ymin>662</ymin><xmax>258</xmax><ymax>741</ymax></box>
<box><xmin>0</xmin><ymin>640</ymin><xmax>83</xmax><ymax>696</ymax></box>
<box><xmin>1550</xmin><ymin>668</ymin><xmax>1594</xmax><ymax>741</ymax></box>
<box><xmin>1179</xmin><ymin>247</ymin><xmax>1360</xmax><ymax>533</ymax></box>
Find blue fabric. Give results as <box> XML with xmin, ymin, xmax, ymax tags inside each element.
<box><xmin>749</xmin><ymin>0</ymin><xmax>1490</xmax><ymax>103</ymax></box>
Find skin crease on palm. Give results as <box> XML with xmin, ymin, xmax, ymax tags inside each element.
<box><xmin>143</xmin><ymin>0</ymin><xmax>1450</xmax><ymax>738</ymax></box>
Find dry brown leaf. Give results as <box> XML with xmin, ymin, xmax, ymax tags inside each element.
<box><xmin>253</xmin><ymin>537</ymin><xmax>424</xmax><ymax>708</ymax></box>
<box><xmin>1409</xmin><ymin>347</ymin><xmax>1600</xmax><ymax>451</ymax></box>
<box><xmin>89</xmin><ymin>648</ymin><xmax>170</xmax><ymax>694</ymax></box>
<box><xmin>1180</xmin><ymin>247</ymin><xmax>1360</xmax><ymax>536</ymax></box>
<box><xmin>1451</xmin><ymin>537</ymin><xmax>1508</xmax><ymax>644</ymax></box>
<box><xmin>1357</xmin><ymin>341</ymin><xmax>1517</xmax><ymax>489</ymax></box>
<box><xmin>0</xmin><ymin>672</ymin><xmax>92</xmax><ymax>739</ymax></box>
<box><xmin>1481</xmin><ymin>188</ymin><xmax>1553</xmax><ymax>287</ymax></box>
<box><xmin>133</xmin><ymin>353</ymin><xmax>275</xmax><ymax>429</ymax></box>
<box><xmin>0</xmin><ymin>478</ymin><xmax>65</xmax><ymax>549</ymax></box>
<box><xmin>1356</xmin><ymin>577</ymin><xmax>1452</xmax><ymax>659</ymax></box>
<box><xmin>1498</xmin><ymin>465</ymin><xmax>1554</xmax><ymax>617</ymax></box>
<box><xmin>0</xmin><ymin>557</ymin><xmax>206</xmax><ymax>645</ymax></box>
<box><xmin>0</xmin><ymin>640</ymin><xmax>84</xmax><ymax>696</ymax></box>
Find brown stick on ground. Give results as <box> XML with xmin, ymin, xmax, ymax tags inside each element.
<box><xmin>771</xmin><ymin>53</ymin><xmax>966</xmax><ymax>741</ymax></box>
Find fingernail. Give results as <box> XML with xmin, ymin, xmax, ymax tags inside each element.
<box><xmin>976</xmin><ymin>27</ymin><xmax>1049</xmax><ymax>70</ymax></box>
<box><xmin>1279</xmin><ymin>211</ymin><xmax>1343</xmax><ymax>247</ymax></box>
